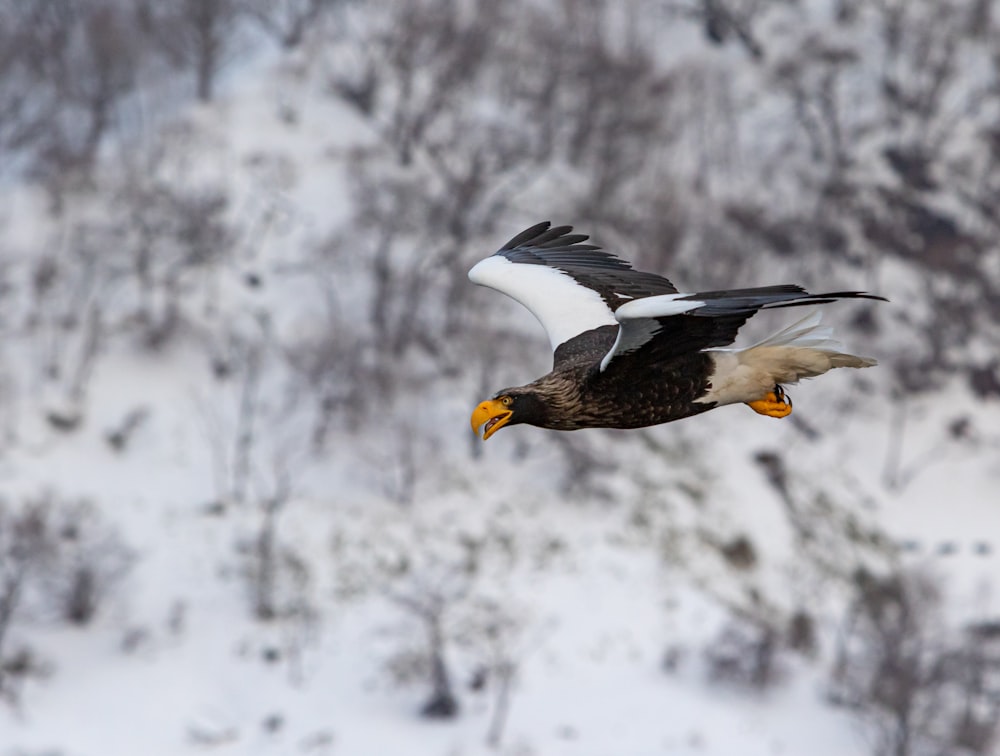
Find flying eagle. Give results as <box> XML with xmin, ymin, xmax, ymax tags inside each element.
<box><xmin>469</xmin><ymin>222</ymin><xmax>883</xmax><ymax>440</ymax></box>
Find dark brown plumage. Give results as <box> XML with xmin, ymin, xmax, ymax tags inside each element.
<box><xmin>469</xmin><ymin>222</ymin><xmax>883</xmax><ymax>440</ymax></box>
<box><xmin>514</xmin><ymin>329</ymin><xmax>715</xmax><ymax>431</ymax></box>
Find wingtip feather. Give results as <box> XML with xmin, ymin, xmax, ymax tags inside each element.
<box><xmin>500</xmin><ymin>221</ymin><xmax>552</xmax><ymax>251</ymax></box>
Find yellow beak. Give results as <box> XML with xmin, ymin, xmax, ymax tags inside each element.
<box><xmin>470</xmin><ymin>399</ymin><xmax>512</xmax><ymax>440</ymax></box>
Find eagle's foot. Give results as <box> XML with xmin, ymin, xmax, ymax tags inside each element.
<box><xmin>746</xmin><ymin>385</ymin><xmax>792</xmax><ymax>418</ymax></box>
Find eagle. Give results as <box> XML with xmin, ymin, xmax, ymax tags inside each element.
<box><xmin>469</xmin><ymin>222</ymin><xmax>883</xmax><ymax>440</ymax></box>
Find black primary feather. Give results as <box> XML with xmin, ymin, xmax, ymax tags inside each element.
<box><xmin>495</xmin><ymin>221</ymin><xmax>678</xmax><ymax>310</ymax></box>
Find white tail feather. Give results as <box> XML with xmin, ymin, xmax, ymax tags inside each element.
<box><xmin>712</xmin><ymin>311</ymin><xmax>842</xmax><ymax>352</ymax></box>
<box><xmin>754</xmin><ymin>311</ymin><xmax>835</xmax><ymax>347</ymax></box>
<box><xmin>698</xmin><ymin>311</ymin><xmax>876</xmax><ymax>406</ymax></box>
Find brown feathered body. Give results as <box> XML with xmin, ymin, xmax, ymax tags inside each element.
<box><xmin>514</xmin><ymin>326</ymin><xmax>716</xmax><ymax>431</ymax></box>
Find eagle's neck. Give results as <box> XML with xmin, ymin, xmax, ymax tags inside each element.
<box><xmin>521</xmin><ymin>368</ymin><xmax>592</xmax><ymax>431</ymax></box>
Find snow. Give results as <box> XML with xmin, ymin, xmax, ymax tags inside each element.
<box><xmin>2</xmin><ymin>4</ymin><xmax>1000</xmax><ymax>756</ymax></box>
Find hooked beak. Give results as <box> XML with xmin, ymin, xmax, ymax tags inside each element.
<box><xmin>470</xmin><ymin>399</ymin><xmax>512</xmax><ymax>441</ymax></box>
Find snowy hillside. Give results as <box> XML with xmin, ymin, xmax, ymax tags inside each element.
<box><xmin>2</xmin><ymin>1</ymin><xmax>1000</xmax><ymax>755</ymax></box>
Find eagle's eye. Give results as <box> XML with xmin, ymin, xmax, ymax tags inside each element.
<box><xmin>500</xmin><ymin>396</ymin><xmax>512</xmax><ymax>407</ymax></box>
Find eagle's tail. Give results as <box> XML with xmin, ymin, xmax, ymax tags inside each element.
<box><xmin>698</xmin><ymin>312</ymin><xmax>876</xmax><ymax>414</ymax></box>
<box><xmin>748</xmin><ymin>311</ymin><xmax>876</xmax><ymax>372</ymax></box>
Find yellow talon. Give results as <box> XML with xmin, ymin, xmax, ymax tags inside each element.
<box><xmin>746</xmin><ymin>388</ymin><xmax>793</xmax><ymax>418</ymax></box>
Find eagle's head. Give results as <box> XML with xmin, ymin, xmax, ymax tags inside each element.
<box><xmin>470</xmin><ymin>389</ymin><xmax>549</xmax><ymax>440</ymax></box>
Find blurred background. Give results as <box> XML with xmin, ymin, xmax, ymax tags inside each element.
<box><xmin>1</xmin><ymin>1</ymin><xmax>1000</xmax><ymax>754</ymax></box>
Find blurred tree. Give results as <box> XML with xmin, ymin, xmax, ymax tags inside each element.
<box><xmin>138</xmin><ymin>0</ymin><xmax>246</xmax><ymax>102</ymax></box>
<box><xmin>243</xmin><ymin>0</ymin><xmax>344</xmax><ymax>49</ymax></box>
<box><xmin>830</xmin><ymin>569</ymin><xmax>1000</xmax><ymax>756</ymax></box>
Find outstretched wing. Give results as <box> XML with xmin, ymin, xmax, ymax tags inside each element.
<box><xmin>468</xmin><ymin>222</ymin><xmax>677</xmax><ymax>351</ymax></box>
<box><xmin>599</xmin><ymin>286</ymin><xmax>884</xmax><ymax>372</ymax></box>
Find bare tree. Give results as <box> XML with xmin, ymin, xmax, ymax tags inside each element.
<box><xmin>772</xmin><ymin>36</ymin><xmax>861</xmax><ymax>189</ymax></box>
<box><xmin>0</xmin><ymin>500</ymin><xmax>53</xmax><ymax>696</ymax></box>
<box><xmin>246</xmin><ymin>453</ymin><xmax>298</xmax><ymax>622</ymax></box>
<box><xmin>22</xmin><ymin>222</ymin><xmax>115</xmax><ymax>431</ymax></box>
<box><xmin>0</xmin><ymin>10</ymin><xmax>53</xmax><ymax>175</ymax></box>
<box><xmin>467</xmin><ymin>597</ymin><xmax>529</xmax><ymax>749</ymax></box>
<box><xmin>0</xmin><ymin>495</ymin><xmax>132</xmax><ymax>700</ymax></box>
<box><xmin>830</xmin><ymin>569</ymin><xmax>1000</xmax><ymax>756</ymax></box>
<box><xmin>331</xmin><ymin>499</ymin><xmax>539</xmax><ymax>725</ymax></box>
<box><xmin>243</xmin><ymin>0</ymin><xmax>342</xmax><ymax>49</ymax></box>
<box><xmin>72</xmin><ymin>3</ymin><xmax>140</xmax><ymax>159</ymax></box>
<box><xmin>389</xmin><ymin>587</ymin><xmax>462</xmax><ymax>719</ymax></box>
<box><xmin>0</xmin><ymin>2</ymin><xmax>153</xmax><ymax>198</ymax></box>
<box><xmin>112</xmin><ymin>166</ymin><xmax>233</xmax><ymax>349</ymax></box>
<box><xmin>138</xmin><ymin>0</ymin><xmax>247</xmax><ymax>102</ymax></box>
<box><xmin>47</xmin><ymin>500</ymin><xmax>134</xmax><ymax>626</ymax></box>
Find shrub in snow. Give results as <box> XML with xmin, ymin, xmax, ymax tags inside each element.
<box><xmin>0</xmin><ymin>494</ymin><xmax>133</xmax><ymax>702</ymax></box>
<box><xmin>48</xmin><ymin>500</ymin><xmax>134</xmax><ymax>626</ymax></box>
<box><xmin>829</xmin><ymin>568</ymin><xmax>1000</xmax><ymax>756</ymax></box>
<box><xmin>704</xmin><ymin>617</ymin><xmax>784</xmax><ymax>691</ymax></box>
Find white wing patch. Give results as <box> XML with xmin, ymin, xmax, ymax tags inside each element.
<box><xmin>469</xmin><ymin>255</ymin><xmax>617</xmax><ymax>351</ymax></box>
<box><xmin>599</xmin><ymin>293</ymin><xmax>704</xmax><ymax>371</ymax></box>
<box><xmin>612</xmin><ymin>293</ymin><xmax>705</xmax><ymax>320</ymax></box>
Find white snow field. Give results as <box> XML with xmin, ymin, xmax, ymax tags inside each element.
<box><xmin>2</xmin><ymin>2</ymin><xmax>1000</xmax><ymax>756</ymax></box>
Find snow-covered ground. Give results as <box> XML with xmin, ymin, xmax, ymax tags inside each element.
<box><xmin>3</xmin><ymin>3</ymin><xmax>1000</xmax><ymax>755</ymax></box>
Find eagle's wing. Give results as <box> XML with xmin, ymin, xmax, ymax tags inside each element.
<box><xmin>468</xmin><ymin>222</ymin><xmax>678</xmax><ymax>351</ymax></box>
<box><xmin>599</xmin><ymin>287</ymin><xmax>882</xmax><ymax>372</ymax></box>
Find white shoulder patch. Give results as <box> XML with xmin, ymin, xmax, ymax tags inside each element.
<box><xmin>469</xmin><ymin>255</ymin><xmax>617</xmax><ymax>351</ymax></box>
<box><xmin>613</xmin><ymin>293</ymin><xmax>704</xmax><ymax>320</ymax></box>
<box><xmin>599</xmin><ymin>293</ymin><xmax>704</xmax><ymax>372</ymax></box>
